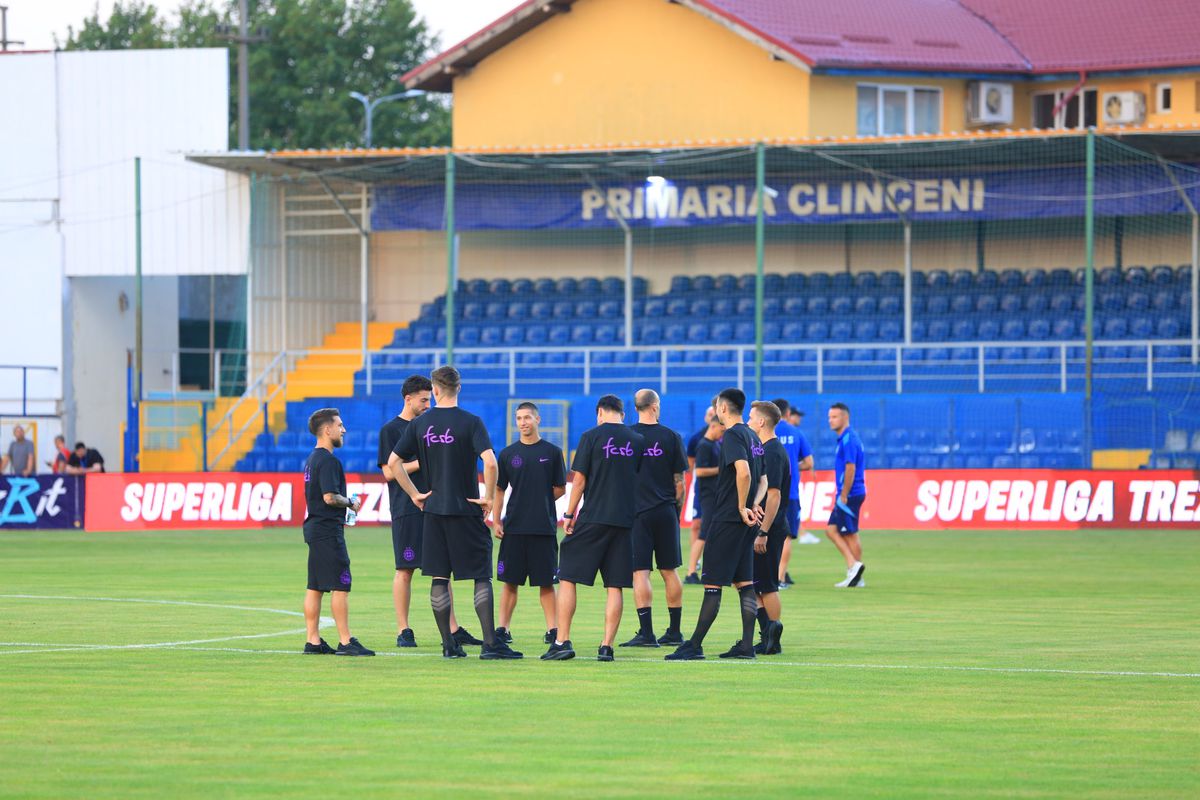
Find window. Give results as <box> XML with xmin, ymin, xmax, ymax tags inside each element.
<box><xmin>1032</xmin><ymin>88</ymin><xmax>1097</xmax><ymax>129</ymax></box>
<box><xmin>856</xmin><ymin>84</ymin><xmax>942</xmax><ymax>136</ymax></box>
<box><xmin>1156</xmin><ymin>83</ymin><xmax>1172</xmax><ymax>113</ymax></box>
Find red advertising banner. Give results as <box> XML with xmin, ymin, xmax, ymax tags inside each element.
<box><xmin>86</xmin><ymin>470</ymin><xmax>1200</xmax><ymax>531</ymax></box>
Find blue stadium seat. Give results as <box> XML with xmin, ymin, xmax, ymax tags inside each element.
<box><xmin>903</xmin><ymin>347</ymin><xmax>925</xmax><ymax>363</ymax></box>
<box><xmin>690</xmin><ymin>298</ymin><xmax>713</xmax><ymax>316</ymax></box>
<box><xmin>613</xmin><ymin>350</ymin><xmax>636</xmax><ymax>366</ymax></box>
<box><xmin>1022</xmin><ymin>268</ymin><xmax>1046</xmax><ymax>289</ymax></box>
<box><xmin>807</xmin><ymin>296</ymin><xmax>829</xmax><ymax>315</ymax></box>
<box><xmin>762</xmin><ymin>297</ymin><xmax>782</xmax><ymax>317</ymax></box>
<box><xmin>503</xmin><ymin>327</ymin><xmax>524</xmax><ymax>346</ymax></box>
<box><xmin>667</xmin><ymin>298</ymin><xmax>689</xmax><ymax>316</ymax></box>
<box><xmin>807</xmin><ymin>272</ymin><xmax>831</xmax><ymax>292</ymax></box>
<box><xmin>803</xmin><ymin>321</ymin><xmax>827</xmax><ymax>341</ymax></box>
<box><xmin>643</xmin><ymin>298</ymin><xmax>667</xmax><ymax>318</ymax></box>
<box><xmin>1127</xmin><ymin>291</ymin><xmax>1150</xmax><ymax>311</ymax></box>
<box><xmin>512</xmin><ymin>278</ymin><xmax>534</xmax><ymax>295</ymax></box>
<box><xmin>686</xmin><ymin>323</ymin><xmax>708</xmax><ymax>343</ymax></box>
<box><xmin>476</xmin><ymin>353</ymin><xmax>500</xmax><ymax>366</ymax></box>
<box><xmin>412</xmin><ymin>327</ymin><xmax>435</xmax><ymax>347</ymax></box>
<box><xmin>736</xmin><ymin>274</ymin><xmax>755</xmax><ymax>293</ymax></box>
<box><xmin>713</xmin><ymin>297</ymin><xmax>736</xmax><ymax>317</ymax></box>
<box><xmin>1026</xmin><ymin>318</ymin><xmax>1051</xmax><ymax>339</ymax></box>
<box><xmin>1102</xmin><ymin>318</ymin><xmax>1128</xmax><ymax>338</ymax></box>
<box><xmin>764</xmin><ymin>274</ymin><xmax>784</xmax><ymax>293</ymax></box>
<box><xmin>1000</xmin><ymin>346</ymin><xmax>1024</xmax><ymax>361</ymax></box>
<box><xmin>598</xmin><ymin>300</ymin><xmax>621</xmax><ymax>319</ymax></box>
<box><xmin>529</xmin><ymin>300</ymin><xmax>553</xmax><ymax>319</ymax></box>
<box><xmin>455</xmin><ymin>353</ymin><xmax>477</xmax><ymax>366</ymax></box>
<box><xmin>711</xmin><ymin>322</ymin><xmax>734</xmax><ymax>340</ymax></box>
<box><xmin>664</xmin><ymin>324</ymin><xmax>686</xmax><ymax>344</ymax></box>
<box><xmin>854</xmin><ymin>272</ymin><xmax>878</xmax><ymax>291</ymax></box>
<box><xmin>684</xmin><ymin>350</ymin><xmax>707</xmax><ymax>364</ymax></box>
<box><xmin>855</xmin><ymin>296</ymin><xmax>878</xmax><ymax>315</ymax></box>
<box><xmin>594</xmin><ymin>325</ymin><xmax>619</xmax><ymax>345</ymax></box>
<box><xmin>924</xmin><ymin>319</ymin><xmax>948</xmax><ymax>340</ymax></box>
<box><xmin>1048</xmin><ymin>268</ymin><xmax>1073</xmax><ymax>286</ymax></box>
<box><xmin>939</xmin><ymin>455</ymin><xmax>963</xmax><ymax>469</ymax></box>
<box><xmin>277</xmin><ymin>431</ymin><xmax>301</xmax><ymax>451</ymax></box>
<box><xmin>926</xmin><ymin>295</ymin><xmax>949</xmax><ymax>315</ymax></box>
<box><xmin>458</xmin><ymin>327</ymin><xmax>481</xmax><ymax>346</ymax></box>
<box><xmin>951</xmin><ymin>319</ymin><xmax>975</xmax><ymax>340</ymax></box>
<box><xmin>1018</xmin><ymin>454</ymin><xmax>1040</xmax><ymax>469</ymax></box>
<box><xmin>764</xmin><ymin>321</ymin><xmax>781</xmax><ymax>341</ymax></box>
<box><xmin>734</xmin><ymin>322</ymin><xmax>755</xmax><ymax>342</ymax></box>
<box><xmin>1048</xmin><ymin>292</ymin><xmax>1073</xmax><ymax>314</ymax></box>
<box><xmin>926</xmin><ymin>270</ymin><xmax>950</xmax><ymax>290</ymax></box>
<box><xmin>951</xmin><ymin>295</ymin><xmax>973</xmax><ymax>315</ymax></box>
<box><xmin>1001</xmin><ymin>319</ymin><xmax>1025</xmax><ymax>340</ymax></box>
<box><xmin>1180</xmin><ymin>291</ymin><xmax>1192</xmax><ymax>310</ymax></box>
<box><xmin>910</xmin><ymin>429</ymin><xmax>934</xmax><ymax>451</ymax></box>
<box><xmin>714</xmin><ymin>274</ymin><xmax>737</xmax><ymax>293</ymax></box>
<box><xmin>520</xmin><ymin>352</ymin><xmax>544</xmax><ymax>365</ymax></box>
<box><xmin>830</xmin><ymin>321</ymin><xmax>853</xmax><ymax>342</ymax></box>
<box><xmin>1151</xmin><ymin>291</ymin><xmax>1174</xmax><ymax>312</ymax></box>
<box><xmin>964</xmin><ymin>454</ymin><xmax>990</xmax><ymax>470</ymax></box>
<box><xmin>579</xmin><ymin>277</ymin><xmax>601</xmax><ymax>295</ymax></box>
<box><xmin>785</xmin><ymin>272</ymin><xmax>807</xmax><ymax>292</ymax></box>
<box><xmin>592</xmin><ymin>351</ymin><xmax>614</xmax><ymax>365</ymax></box>
<box><xmin>1052</xmin><ymin>318</ymin><xmax>1075</xmax><ymax>338</ymax></box>
<box><xmin>1099</xmin><ymin>292</ymin><xmax>1122</xmax><ymax>312</ymax></box>
<box><xmin>666</xmin><ymin>350</ymin><xmax>685</xmax><ymax>364</ymax></box>
<box><xmin>576</xmin><ymin>300</ymin><xmax>598</xmax><ymax>318</ymax></box>
<box><xmin>977</xmin><ymin>294</ymin><xmax>1001</xmax><ymax>314</ymax></box>
<box><xmin>915</xmin><ymin>454</ymin><xmax>940</xmax><ymax>470</ymax></box>
<box><xmin>910</xmin><ymin>320</ymin><xmax>928</xmax><ymax>340</ymax></box>
<box><xmin>880</xmin><ymin>270</ymin><xmax>903</xmax><ymax>290</ymax></box>
<box><xmin>977</xmin><ymin>319</ymin><xmax>1000</xmax><ymax>339</ymax></box>
<box><xmin>855</xmin><ymin>320</ymin><xmax>878</xmax><ymax>341</ymax></box>
<box><xmin>988</xmin><ymin>429</ymin><xmax>1014</xmax><ymax>453</ymax></box>
<box><xmin>1130</xmin><ymin>317</ymin><xmax>1153</xmax><ymax>338</ymax></box>
<box><xmin>927</xmin><ymin>347</ymin><xmax>951</xmax><ymax>362</ymax></box>
<box><xmin>489</xmin><ymin>278</ymin><xmax>512</xmax><ymax>295</ymax></box>
<box><xmin>851</xmin><ymin>348</ymin><xmax>875</xmax><ymax>363</ymax></box>
<box><xmin>670</xmin><ymin>275</ymin><xmax>691</xmax><ymax>294</ymax></box>
<box><xmin>417</xmin><ymin>303</ymin><xmax>439</xmax><ymax>322</ymax></box>
<box><xmin>544</xmin><ymin>352</ymin><xmax>567</xmax><ymax>366</ymax></box>
<box><xmin>889</xmin><ymin>455</ymin><xmax>914</xmax><ymax>470</ymax></box>
<box><xmin>886</xmin><ymin>429</ymin><xmax>910</xmax><ymax>453</ymax></box>
<box><xmin>548</xmin><ymin>325</ymin><xmax>570</xmax><ymax>345</ymax></box>
<box><xmin>571</xmin><ymin>325</ymin><xmax>594</xmax><ymax>345</ymax></box>
<box><xmin>637</xmin><ymin>350</ymin><xmax>660</xmax><ymax>365</ymax></box>
<box><xmin>555</xmin><ymin>277</ymin><xmax>578</xmax><ymax>296</ymax></box>
<box><xmin>992</xmin><ymin>454</ymin><xmax>1017</xmax><ymax>469</ymax></box>
<box><xmin>830</xmin><ymin>296</ymin><xmax>852</xmax><ymax>315</ymax></box>
<box><xmin>1024</xmin><ymin>294</ymin><xmax>1048</xmax><ymax>314</ymax></box>
<box><xmin>1150</xmin><ymin>264</ymin><xmax>1174</xmax><ymax>286</ymax></box>
<box><xmin>831</xmin><ymin>273</ymin><xmax>853</xmax><ymax>292</ymax></box>
<box><xmin>600</xmin><ymin>277</ymin><xmax>623</xmax><ymax>295</ymax></box>
<box><xmin>466</xmin><ymin>278</ymin><xmax>488</xmax><ymax>295</ymax></box>
<box><xmin>462</xmin><ymin>302</ymin><xmax>484</xmax><ymax>321</ymax></box>
<box><xmin>507</xmin><ymin>301</ymin><xmax>530</xmax><ymax>320</ymax></box>
<box><xmin>1157</xmin><ymin>317</ymin><xmax>1181</xmax><ymax>338</ymax></box>
<box><xmin>692</xmin><ymin>275</ymin><xmax>714</xmax><ymax>293</ymax></box>
<box><xmin>392</xmin><ymin>328</ymin><xmax>413</xmax><ymax>346</ymax></box>
<box><xmin>976</xmin><ymin>270</ymin><xmax>999</xmax><ymax>289</ymax></box>
<box><xmin>878</xmin><ymin>295</ymin><xmax>901</xmax><ymax>315</ymax></box>
<box><xmin>998</xmin><ymin>293</ymin><xmax>1021</xmax><ymax>314</ymax></box>
<box><xmin>552</xmin><ymin>300</ymin><xmax>574</xmax><ymax>320</ymax></box>
<box><xmin>879</xmin><ymin>320</ymin><xmax>902</xmax><ymax>341</ymax></box>
<box><xmin>640</xmin><ymin>323</ymin><xmax>663</xmax><ymax>345</ymax></box>
<box><xmin>783</xmin><ymin>297</ymin><xmax>805</xmax><ymax>316</ymax></box>
<box><xmin>959</xmin><ymin>430</ymin><xmax>984</xmax><ymax>453</ymax></box>
<box><xmin>523</xmin><ymin>324</ymin><xmax>548</xmax><ymax>345</ymax></box>
<box><xmin>826</xmin><ymin>348</ymin><xmax>852</xmax><ymax>363</ymax></box>
<box><xmin>1098</xmin><ymin>267</ymin><xmax>1120</xmax><ymax>287</ymax></box>
<box><xmin>951</xmin><ymin>270</ymin><xmax>973</xmax><ymax>290</ymax></box>
<box><xmin>480</xmin><ymin>327</ymin><xmax>502</xmax><ymax>346</ymax></box>
<box><xmin>533</xmin><ymin>277</ymin><xmax>556</xmax><ymax>296</ymax></box>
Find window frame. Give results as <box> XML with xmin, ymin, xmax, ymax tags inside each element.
<box><xmin>855</xmin><ymin>83</ymin><xmax>944</xmax><ymax>137</ymax></box>
<box><xmin>1156</xmin><ymin>83</ymin><xmax>1172</xmax><ymax>114</ymax></box>
<box><xmin>1031</xmin><ymin>88</ymin><xmax>1098</xmax><ymax>130</ymax></box>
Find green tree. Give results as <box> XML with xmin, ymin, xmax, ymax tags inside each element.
<box><xmin>61</xmin><ymin>0</ymin><xmax>450</xmax><ymax>150</ymax></box>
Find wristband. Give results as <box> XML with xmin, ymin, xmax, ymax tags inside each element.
<box><xmin>562</xmin><ymin>513</ymin><xmax>574</xmax><ymax>519</ymax></box>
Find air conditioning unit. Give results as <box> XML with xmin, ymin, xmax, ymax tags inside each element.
<box><xmin>1103</xmin><ymin>91</ymin><xmax>1146</xmax><ymax>125</ymax></box>
<box><xmin>967</xmin><ymin>82</ymin><xmax>1013</xmax><ymax>125</ymax></box>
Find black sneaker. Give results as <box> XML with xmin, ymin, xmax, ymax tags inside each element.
<box><xmin>495</xmin><ymin>627</ymin><xmax>513</xmax><ymax>644</ymax></box>
<box><xmin>543</xmin><ymin>628</ymin><xmax>557</xmax><ymax>645</ymax></box>
<box><xmin>481</xmin><ymin>641</ymin><xmax>524</xmax><ymax>660</ymax></box>
<box><xmin>303</xmin><ymin>639</ymin><xmax>336</xmax><ymax>654</ymax></box>
<box><xmin>665</xmin><ymin>641</ymin><xmax>704</xmax><ymax>661</ymax></box>
<box><xmin>683</xmin><ymin>572</ymin><xmax>702</xmax><ymax>585</ymax></box>
<box><xmin>442</xmin><ymin>642</ymin><xmax>468</xmax><ymax>659</ymax></box>
<box><xmin>718</xmin><ymin>641</ymin><xmax>755</xmax><ymax>660</ymax></box>
<box><xmin>597</xmin><ymin>645</ymin><xmax>615</xmax><ymax>662</ymax></box>
<box><xmin>452</xmin><ymin>627</ymin><xmax>484</xmax><ymax>647</ymax></box>
<box><xmin>783</xmin><ymin>572</ymin><xmax>795</xmax><ymax>586</ymax></box>
<box><xmin>335</xmin><ymin>637</ymin><xmax>375</xmax><ymax>656</ymax></box>
<box><xmin>753</xmin><ymin>639</ymin><xmax>768</xmax><ymax>655</ymax></box>
<box><xmin>764</xmin><ymin>620</ymin><xmax>784</xmax><ymax>655</ymax></box>
<box><xmin>656</xmin><ymin>629</ymin><xmax>685</xmax><ymax>646</ymax></box>
<box><xmin>619</xmin><ymin>631</ymin><xmax>660</xmax><ymax>648</ymax></box>
<box><xmin>396</xmin><ymin>629</ymin><xmax>417</xmax><ymax>648</ymax></box>
<box><xmin>540</xmin><ymin>640</ymin><xmax>576</xmax><ymax>660</ymax></box>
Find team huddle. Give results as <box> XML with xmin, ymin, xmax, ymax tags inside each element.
<box><xmin>300</xmin><ymin>366</ymin><xmax>868</xmax><ymax>660</ymax></box>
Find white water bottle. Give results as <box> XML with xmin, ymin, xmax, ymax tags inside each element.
<box><xmin>345</xmin><ymin>494</ymin><xmax>360</xmax><ymax>527</ymax></box>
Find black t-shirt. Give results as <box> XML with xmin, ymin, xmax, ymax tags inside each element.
<box><xmin>378</xmin><ymin>415</ymin><xmax>429</xmax><ymax>519</ymax></box>
<box><xmin>68</xmin><ymin>449</ymin><xmax>105</xmax><ymax>471</ymax></box>
<box><xmin>631</xmin><ymin>422</ymin><xmax>687</xmax><ymax>514</ymax></box>
<box><xmin>762</xmin><ymin>437</ymin><xmax>792</xmax><ymax>537</ymax></box>
<box><xmin>695</xmin><ymin>437</ymin><xmax>720</xmax><ymax>504</ymax></box>
<box><xmin>686</xmin><ymin>425</ymin><xmax>707</xmax><ymax>459</ymax></box>
<box><xmin>571</xmin><ymin>422</ymin><xmax>645</xmax><ymax>529</ymax></box>
<box><xmin>393</xmin><ymin>406</ymin><xmax>493</xmax><ymax>517</ymax></box>
<box><xmin>497</xmin><ymin>439</ymin><xmax>566</xmax><ymax>535</ymax></box>
<box><xmin>711</xmin><ymin>422</ymin><xmax>764</xmax><ymax>524</ymax></box>
<box><xmin>303</xmin><ymin>447</ymin><xmax>346</xmax><ymax>542</ymax></box>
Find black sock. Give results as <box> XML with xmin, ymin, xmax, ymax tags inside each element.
<box><xmin>430</xmin><ymin>579</ymin><xmax>453</xmax><ymax>648</ymax></box>
<box><xmin>473</xmin><ymin>579</ymin><xmax>496</xmax><ymax>647</ymax></box>
<box><xmin>668</xmin><ymin>605</ymin><xmax>681</xmax><ymax>633</ymax></box>
<box><xmin>739</xmin><ymin>586</ymin><xmax>758</xmax><ymax>648</ymax></box>
<box><xmin>637</xmin><ymin>606</ymin><xmax>653</xmax><ymax>636</ymax></box>
<box><xmin>756</xmin><ymin>605</ymin><xmax>770</xmax><ymax>636</ymax></box>
<box><xmin>690</xmin><ymin>587</ymin><xmax>722</xmax><ymax>647</ymax></box>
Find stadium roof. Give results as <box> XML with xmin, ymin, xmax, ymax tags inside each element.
<box><xmin>402</xmin><ymin>0</ymin><xmax>1200</xmax><ymax>90</ymax></box>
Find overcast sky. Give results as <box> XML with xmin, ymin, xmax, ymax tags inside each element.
<box><xmin>7</xmin><ymin>0</ymin><xmax>517</xmax><ymax>52</ymax></box>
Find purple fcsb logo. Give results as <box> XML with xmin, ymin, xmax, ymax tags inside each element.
<box><xmin>603</xmin><ymin>437</ymin><xmax>635</xmax><ymax>459</ymax></box>
<box><xmin>423</xmin><ymin>426</ymin><xmax>455</xmax><ymax>446</ymax></box>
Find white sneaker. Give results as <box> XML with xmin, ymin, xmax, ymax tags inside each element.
<box><xmin>856</xmin><ymin>577</ymin><xmax>867</xmax><ymax>588</ymax></box>
<box><xmin>834</xmin><ymin>561</ymin><xmax>865</xmax><ymax>588</ymax></box>
<box><xmin>798</xmin><ymin>532</ymin><xmax>821</xmax><ymax>544</ymax></box>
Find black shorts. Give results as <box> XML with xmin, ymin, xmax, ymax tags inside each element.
<box><xmin>753</xmin><ymin>529</ymin><xmax>787</xmax><ymax>594</ymax></box>
<box><xmin>498</xmin><ymin>535</ymin><xmax>558</xmax><ymax>587</ymax></box>
<box><xmin>828</xmin><ymin>494</ymin><xmax>866</xmax><ymax>535</ymax></box>
<box><xmin>558</xmin><ymin>522</ymin><xmax>633</xmax><ymax>588</ymax></box>
<box><xmin>307</xmin><ymin>536</ymin><xmax>351</xmax><ymax>592</ymax></box>
<box><xmin>699</xmin><ymin>519</ymin><xmax>756</xmax><ymax>587</ymax></box>
<box><xmin>421</xmin><ymin>514</ymin><xmax>493</xmax><ymax>581</ymax></box>
<box><xmin>392</xmin><ymin>514</ymin><xmax>423</xmax><ymax>570</ymax></box>
<box><xmin>633</xmin><ymin>503</ymin><xmax>682</xmax><ymax>571</ymax></box>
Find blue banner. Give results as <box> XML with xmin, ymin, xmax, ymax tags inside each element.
<box><xmin>372</xmin><ymin>164</ymin><xmax>1200</xmax><ymax>231</ymax></box>
<box><xmin>0</xmin><ymin>475</ymin><xmax>85</xmax><ymax>530</ymax></box>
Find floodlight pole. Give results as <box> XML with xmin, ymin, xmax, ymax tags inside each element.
<box><xmin>1083</xmin><ymin>130</ymin><xmax>1096</xmax><ymax>403</ymax></box>
<box><xmin>754</xmin><ymin>142</ymin><xmax>766</xmax><ymax>399</ymax></box>
<box><xmin>445</xmin><ymin>152</ymin><xmax>456</xmax><ymax>366</ymax></box>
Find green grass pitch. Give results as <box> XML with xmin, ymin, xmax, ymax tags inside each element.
<box><xmin>1</xmin><ymin>528</ymin><xmax>1197</xmax><ymax>798</ymax></box>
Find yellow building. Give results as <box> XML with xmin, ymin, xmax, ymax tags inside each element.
<box><xmin>402</xmin><ymin>0</ymin><xmax>1200</xmax><ymax>149</ymax></box>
